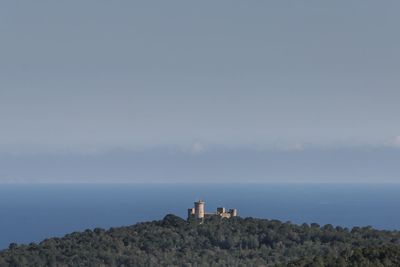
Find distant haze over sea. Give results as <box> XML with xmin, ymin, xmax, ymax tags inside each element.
<box><xmin>1</xmin><ymin>147</ymin><xmax>400</xmax><ymax>183</ymax></box>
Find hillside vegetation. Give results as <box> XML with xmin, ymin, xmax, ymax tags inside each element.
<box><xmin>1</xmin><ymin>215</ymin><xmax>400</xmax><ymax>266</ymax></box>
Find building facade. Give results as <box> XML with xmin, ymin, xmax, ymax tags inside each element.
<box><xmin>188</xmin><ymin>200</ymin><xmax>237</xmax><ymax>220</ymax></box>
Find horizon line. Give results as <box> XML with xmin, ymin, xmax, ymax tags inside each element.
<box><xmin>1</xmin><ymin>181</ymin><xmax>400</xmax><ymax>185</ymax></box>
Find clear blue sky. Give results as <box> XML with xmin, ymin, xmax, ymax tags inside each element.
<box><xmin>1</xmin><ymin>1</ymin><xmax>399</xmax><ymax>182</ymax></box>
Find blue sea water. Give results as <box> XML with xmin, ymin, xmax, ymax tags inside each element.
<box><xmin>1</xmin><ymin>183</ymin><xmax>400</xmax><ymax>249</ymax></box>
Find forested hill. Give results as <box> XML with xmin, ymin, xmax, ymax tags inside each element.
<box><xmin>1</xmin><ymin>215</ymin><xmax>400</xmax><ymax>267</ymax></box>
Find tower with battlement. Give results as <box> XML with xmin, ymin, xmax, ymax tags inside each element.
<box><xmin>194</xmin><ymin>200</ymin><xmax>205</xmax><ymax>219</ymax></box>
<box><xmin>187</xmin><ymin>200</ymin><xmax>237</xmax><ymax>220</ymax></box>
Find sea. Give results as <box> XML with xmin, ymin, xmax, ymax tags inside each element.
<box><xmin>1</xmin><ymin>183</ymin><xmax>400</xmax><ymax>249</ymax></box>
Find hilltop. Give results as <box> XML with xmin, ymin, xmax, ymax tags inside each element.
<box><xmin>1</xmin><ymin>215</ymin><xmax>400</xmax><ymax>266</ymax></box>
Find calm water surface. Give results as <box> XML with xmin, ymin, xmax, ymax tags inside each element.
<box><xmin>1</xmin><ymin>183</ymin><xmax>400</xmax><ymax>249</ymax></box>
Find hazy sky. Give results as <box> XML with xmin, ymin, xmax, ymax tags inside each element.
<box><xmin>1</xmin><ymin>1</ymin><xmax>400</xmax><ymax>182</ymax></box>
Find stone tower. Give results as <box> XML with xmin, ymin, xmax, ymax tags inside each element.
<box><xmin>229</xmin><ymin>208</ymin><xmax>238</xmax><ymax>217</ymax></box>
<box><xmin>194</xmin><ymin>200</ymin><xmax>205</xmax><ymax>219</ymax></box>
<box><xmin>187</xmin><ymin>208</ymin><xmax>195</xmax><ymax>219</ymax></box>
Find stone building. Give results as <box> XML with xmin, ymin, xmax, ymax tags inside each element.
<box><xmin>187</xmin><ymin>200</ymin><xmax>237</xmax><ymax>220</ymax></box>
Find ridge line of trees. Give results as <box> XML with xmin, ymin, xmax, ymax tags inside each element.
<box><xmin>1</xmin><ymin>214</ymin><xmax>400</xmax><ymax>266</ymax></box>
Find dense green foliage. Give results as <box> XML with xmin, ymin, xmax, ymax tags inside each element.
<box><xmin>286</xmin><ymin>246</ymin><xmax>400</xmax><ymax>267</ymax></box>
<box><xmin>1</xmin><ymin>215</ymin><xmax>400</xmax><ymax>266</ymax></box>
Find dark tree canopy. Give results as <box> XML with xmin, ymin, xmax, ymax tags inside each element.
<box><xmin>1</xmin><ymin>215</ymin><xmax>400</xmax><ymax>266</ymax></box>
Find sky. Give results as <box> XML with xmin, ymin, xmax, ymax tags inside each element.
<box><xmin>1</xmin><ymin>1</ymin><xmax>400</xmax><ymax>183</ymax></box>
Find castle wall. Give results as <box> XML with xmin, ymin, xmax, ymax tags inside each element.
<box><xmin>219</xmin><ymin>213</ymin><xmax>231</xmax><ymax>218</ymax></box>
<box><xmin>188</xmin><ymin>201</ymin><xmax>237</xmax><ymax>220</ymax></box>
